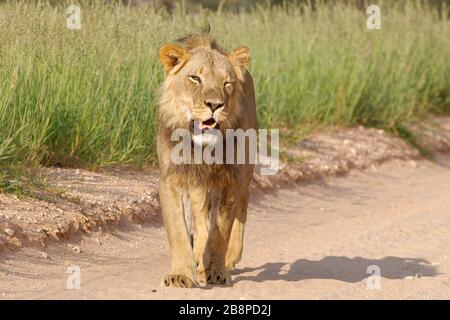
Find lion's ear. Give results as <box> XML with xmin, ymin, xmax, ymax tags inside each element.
<box><xmin>228</xmin><ymin>46</ymin><xmax>250</xmax><ymax>81</ymax></box>
<box><xmin>159</xmin><ymin>44</ymin><xmax>188</xmax><ymax>73</ymax></box>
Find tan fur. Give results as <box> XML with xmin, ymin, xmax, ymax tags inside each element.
<box><xmin>157</xmin><ymin>34</ymin><xmax>257</xmax><ymax>287</ymax></box>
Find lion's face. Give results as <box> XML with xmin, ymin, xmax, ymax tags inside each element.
<box><xmin>158</xmin><ymin>41</ymin><xmax>250</xmax><ymax>145</ymax></box>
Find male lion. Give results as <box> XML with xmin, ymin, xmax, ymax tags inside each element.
<box><xmin>157</xmin><ymin>34</ymin><xmax>257</xmax><ymax>287</ymax></box>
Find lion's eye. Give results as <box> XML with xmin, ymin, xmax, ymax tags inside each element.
<box><xmin>224</xmin><ymin>81</ymin><xmax>234</xmax><ymax>88</ymax></box>
<box><xmin>188</xmin><ymin>75</ymin><xmax>201</xmax><ymax>85</ymax></box>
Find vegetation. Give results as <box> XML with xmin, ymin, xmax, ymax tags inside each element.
<box><xmin>0</xmin><ymin>0</ymin><xmax>449</xmax><ymax>171</ymax></box>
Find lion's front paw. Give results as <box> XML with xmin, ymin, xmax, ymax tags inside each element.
<box><xmin>206</xmin><ymin>269</ymin><xmax>231</xmax><ymax>285</ymax></box>
<box><xmin>162</xmin><ymin>274</ymin><xmax>197</xmax><ymax>288</ymax></box>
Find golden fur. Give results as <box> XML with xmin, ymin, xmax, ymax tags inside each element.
<box><xmin>157</xmin><ymin>34</ymin><xmax>257</xmax><ymax>287</ymax></box>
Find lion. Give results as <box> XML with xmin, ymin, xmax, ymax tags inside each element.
<box><xmin>157</xmin><ymin>33</ymin><xmax>257</xmax><ymax>287</ymax></box>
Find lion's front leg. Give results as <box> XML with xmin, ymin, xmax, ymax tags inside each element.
<box><xmin>159</xmin><ymin>178</ymin><xmax>197</xmax><ymax>288</ymax></box>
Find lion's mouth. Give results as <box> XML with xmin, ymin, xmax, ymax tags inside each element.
<box><xmin>190</xmin><ymin>118</ymin><xmax>219</xmax><ymax>134</ymax></box>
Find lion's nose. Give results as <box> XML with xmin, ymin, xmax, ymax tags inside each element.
<box><xmin>204</xmin><ymin>100</ymin><xmax>224</xmax><ymax>112</ymax></box>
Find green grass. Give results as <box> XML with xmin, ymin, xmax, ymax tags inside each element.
<box><xmin>0</xmin><ymin>163</ymin><xmax>46</xmax><ymax>197</ymax></box>
<box><xmin>0</xmin><ymin>0</ymin><xmax>449</xmax><ymax>172</ymax></box>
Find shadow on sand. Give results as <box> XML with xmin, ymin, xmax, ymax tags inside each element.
<box><xmin>232</xmin><ymin>256</ymin><xmax>439</xmax><ymax>283</ymax></box>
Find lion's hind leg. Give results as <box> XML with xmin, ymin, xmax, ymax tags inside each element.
<box><xmin>225</xmin><ymin>217</ymin><xmax>246</xmax><ymax>270</ymax></box>
<box><xmin>189</xmin><ymin>183</ymin><xmax>213</xmax><ymax>286</ymax></box>
<box><xmin>225</xmin><ymin>190</ymin><xmax>249</xmax><ymax>270</ymax></box>
<box><xmin>204</xmin><ymin>193</ymin><xmax>238</xmax><ymax>285</ymax></box>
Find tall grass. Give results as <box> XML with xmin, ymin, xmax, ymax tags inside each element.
<box><xmin>0</xmin><ymin>0</ymin><xmax>449</xmax><ymax>168</ymax></box>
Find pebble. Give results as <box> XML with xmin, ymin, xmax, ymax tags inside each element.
<box><xmin>39</xmin><ymin>251</ymin><xmax>48</xmax><ymax>259</ymax></box>
<box><xmin>409</xmin><ymin>160</ymin><xmax>418</xmax><ymax>168</ymax></box>
<box><xmin>69</xmin><ymin>244</ymin><xmax>81</xmax><ymax>254</ymax></box>
<box><xmin>4</xmin><ymin>228</ymin><xmax>15</xmax><ymax>236</ymax></box>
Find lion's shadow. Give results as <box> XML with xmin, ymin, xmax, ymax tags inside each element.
<box><xmin>232</xmin><ymin>256</ymin><xmax>439</xmax><ymax>283</ymax></box>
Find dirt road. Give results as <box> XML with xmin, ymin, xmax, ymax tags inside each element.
<box><xmin>1</xmin><ymin>159</ymin><xmax>449</xmax><ymax>299</ymax></box>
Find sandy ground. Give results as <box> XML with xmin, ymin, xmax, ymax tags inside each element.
<box><xmin>1</xmin><ymin>158</ymin><xmax>449</xmax><ymax>299</ymax></box>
